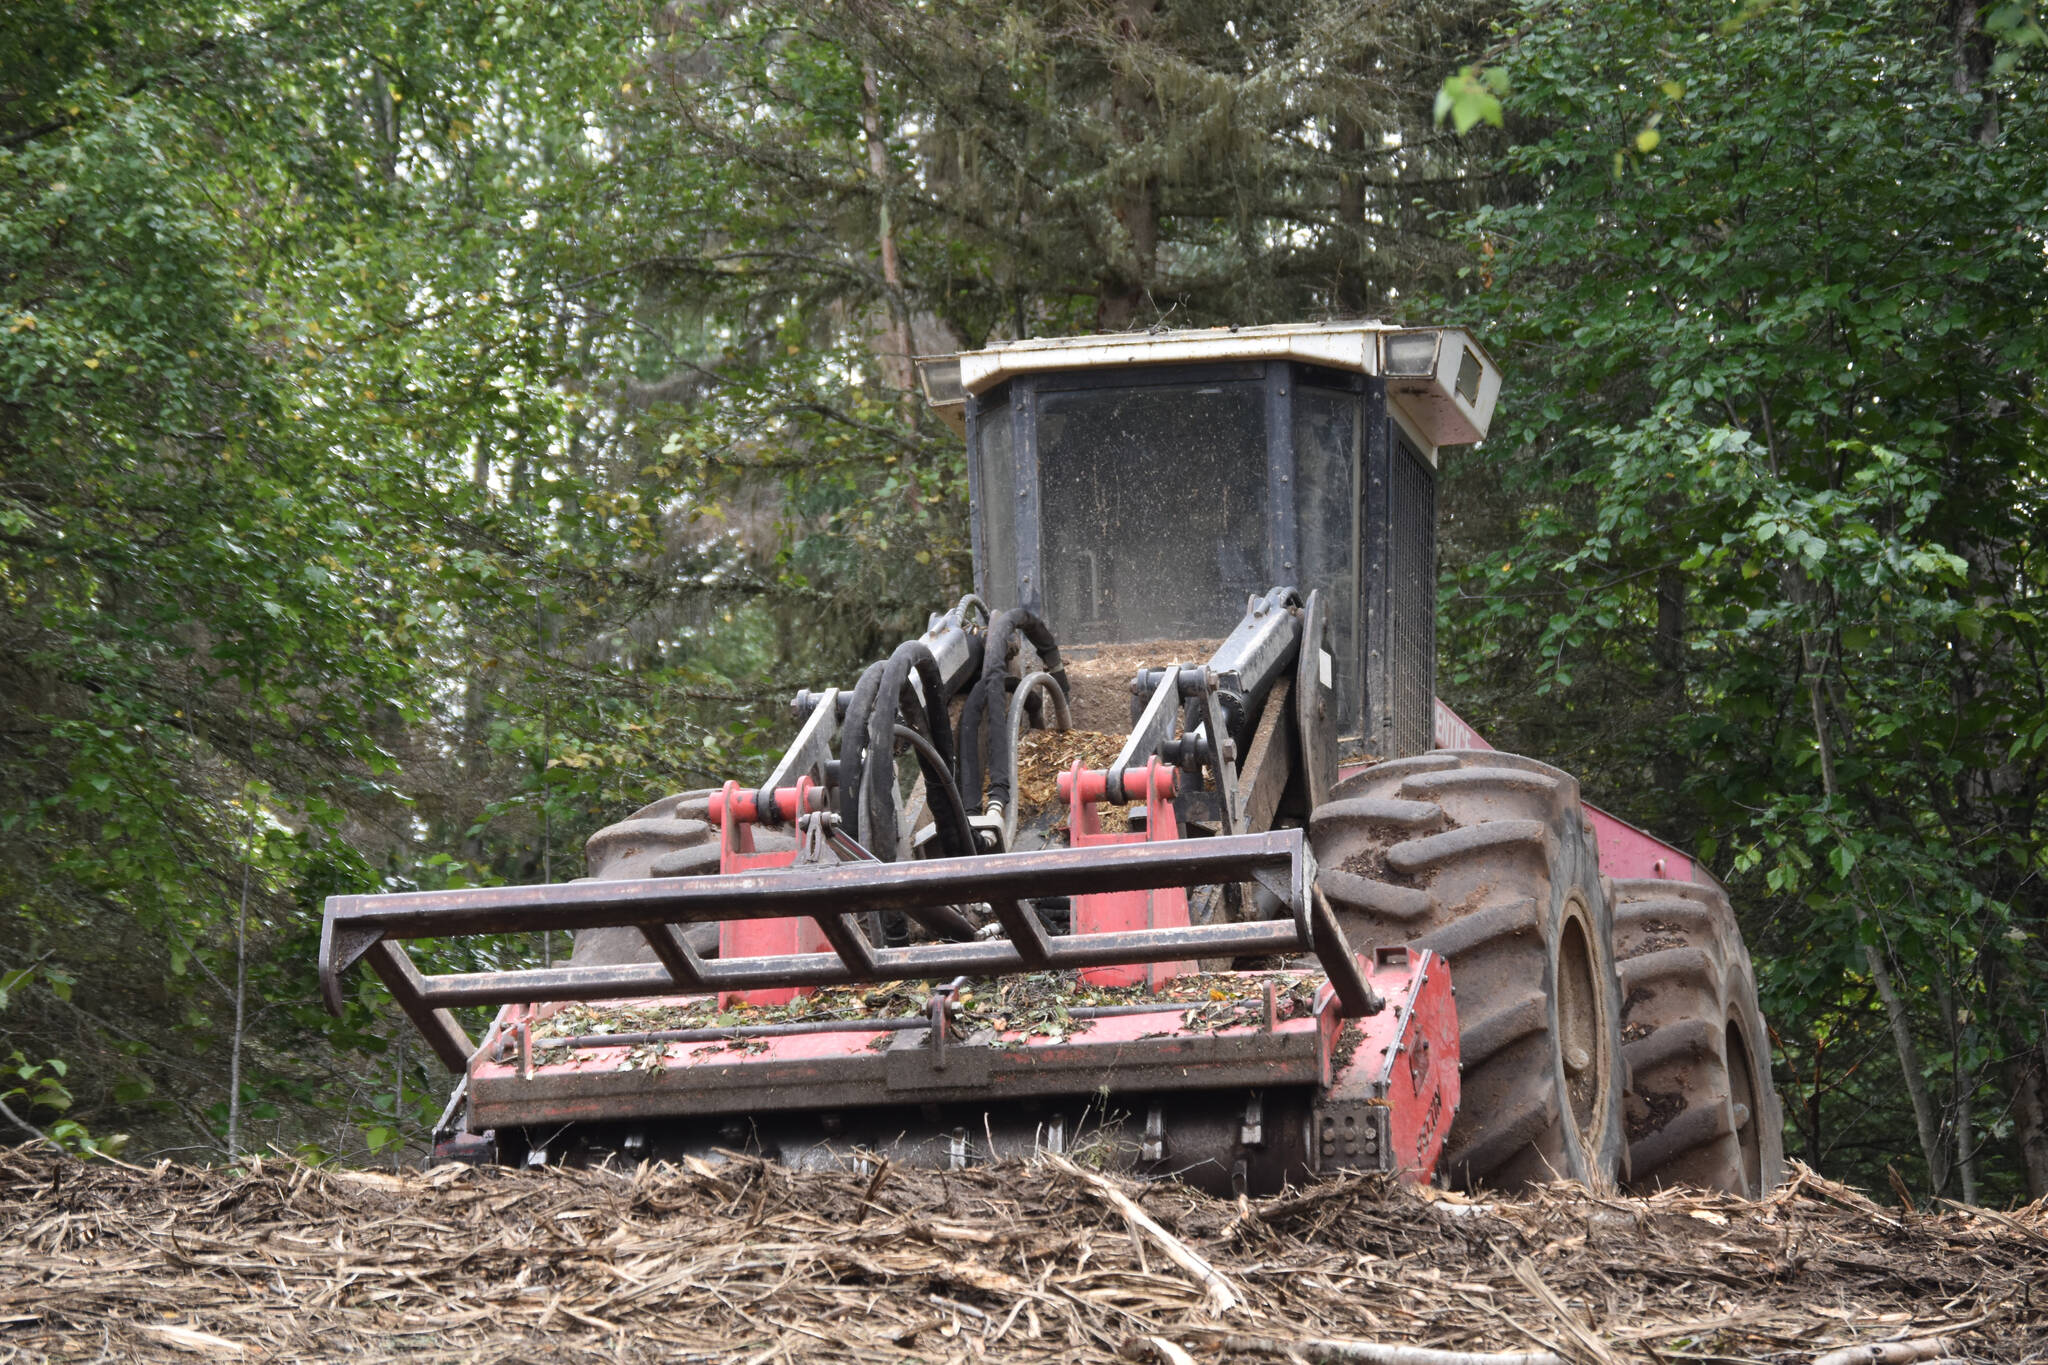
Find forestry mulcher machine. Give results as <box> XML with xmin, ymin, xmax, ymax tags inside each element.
<box><xmin>322</xmin><ymin>322</ymin><xmax>1784</xmax><ymax>1197</ymax></box>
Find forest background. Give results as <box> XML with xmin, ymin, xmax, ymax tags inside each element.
<box><xmin>2</xmin><ymin>0</ymin><xmax>2043</xmax><ymax>1202</ymax></box>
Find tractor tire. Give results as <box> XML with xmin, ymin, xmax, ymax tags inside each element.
<box><xmin>1308</xmin><ymin>750</ymin><xmax>1627</xmax><ymax>1190</ymax></box>
<box><xmin>570</xmin><ymin>791</ymin><xmax>793</xmax><ymax>968</ymax></box>
<box><xmin>1613</xmin><ymin>878</ymin><xmax>1785</xmax><ymax>1196</ymax></box>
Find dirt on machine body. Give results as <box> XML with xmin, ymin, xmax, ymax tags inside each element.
<box><xmin>321</xmin><ymin>321</ymin><xmax>1782</xmax><ymax>1197</ymax></box>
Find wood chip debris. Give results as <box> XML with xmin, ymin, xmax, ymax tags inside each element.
<box><xmin>531</xmin><ymin>971</ymin><xmax>1324</xmax><ymax>1060</ymax></box>
<box><xmin>1</xmin><ymin>1148</ymin><xmax>2041</xmax><ymax>1363</ymax></box>
<box><xmin>1055</xmin><ymin>639</ymin><xmax>1221</xmax><ymax>737</ymax></box>
<box><xmin>1016</xmin><ymin>728</ymin><xmax>1128</xmax><ymax>815</ymax></box>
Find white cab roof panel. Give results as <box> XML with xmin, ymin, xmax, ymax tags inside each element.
<box><xmin>923</xmin><ymin>321</ymin><xmax>1500</xmax><ymax>449</ymax></box>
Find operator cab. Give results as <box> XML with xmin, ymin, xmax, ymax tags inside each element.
<box><xmin>917</xmin><ymin>322</ymin><xmax>1501</xmax><ymax>759</ymax></box>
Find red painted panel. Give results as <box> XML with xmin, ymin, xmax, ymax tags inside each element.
<box><xmin>1380</xmin><ymin>949</ymin><xmax>1459</xmax><ymax>1184</ymax></box>
<box><xmin>1432</xmin><ymin>699</ymin><xmax>1710</xmax><ymax>887</ymax></box>
<box><xmin>1063</xmin><ymin>759</ymin><xmax>1196</xmax><ymax>989</ymax></box>
<box><xmin>1431</xmin><ymin>699</ymin><xmax>1495</xmax><ymax>752</ymax></box>
<box><xmin>714</xmin><ymin>779</ymin><xmax>826</xmax><ymax>1007</ymax></box>
<box><xmin>1582</xmin><ymin>804</ymin><xmax>1695</xmax><ymax>883</ymax></box>
<box><xmin>1313</xmin><ymin>947</ymin><xmax>1460</xmax><ymax>1184</ymax></box>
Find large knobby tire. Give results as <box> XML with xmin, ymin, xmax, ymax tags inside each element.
<box><xmin>1613</xmin><ymin>878</ymin><xmax>1786</xmax><ymax>1197</ymax></box>
<box><xmin>1309</xmin><ymin>750</ymin><xmax>1627</xmax><ymax>1190</ymax></box>
<box><xmin>570</xmin><ymin>791</ymin><xmax>793</xmax><ymax>968</ymax></box>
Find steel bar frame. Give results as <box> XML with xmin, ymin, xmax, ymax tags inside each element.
<box><xmin>321</xmin><ymin>828</ymin><xmax>1381</xmax><ymax>1071</ymax></box>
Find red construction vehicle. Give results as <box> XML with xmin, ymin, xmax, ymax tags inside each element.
<box><xmin>321</xmin><ymin>322</ymin><xmax>1783</xmax><ymax>1196</ymax></box>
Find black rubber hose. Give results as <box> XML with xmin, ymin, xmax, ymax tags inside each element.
<box><xmin>980</xmin><ymin>611</ymin><xmax>1066</xmax><ymax>815</ymax></box>
<box><xmin>957</xmin><ymin>689</ymin><xmax>989</xmax><ymax>808</ymax></box>
<box><xmin>954</xmin><ymin>628</ymin><xmax>987</xmax><ymax>701</ymax></box>
<box><xmin>958</xmin><ymin>608</ymin><xmax>1066</xmax><ymax>810</ymax></box>
<box><xmin>836</xmin><ymin>659</ymin><xmax>889</xmax><ymax>836</ymax></box>
<box><xmin>898</xmin><ymin>900</ymin><xmax>981</xmax><ymax>943</ymax></box>
<box><xmin>892</xmin><ymin>722</ymin><xmax>981</xmax><ymax>869</ymax></box>
<box><xmin>957</xmin><ymin>622</ymin><xmax>1014</xmax><ymax>805</ymax></box>
<box><xmin>861</xmin><ymin>642</ymin><xmax>957</xmax><ymax>860</ymax></box>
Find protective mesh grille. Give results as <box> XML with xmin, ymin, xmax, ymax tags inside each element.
<box><xmin>1035</xmin><ymin>381</ymin><xmax>1267</xmax><ymax>643</ymax></box>
<box><xmin>1390</xmin><ymin>441</ymin><xmax>1437</xmax><ymax>756</ymax></box>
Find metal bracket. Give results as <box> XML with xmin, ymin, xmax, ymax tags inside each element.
<box><xmin>1295</xmin><ymin>590</ymin><xmax>1336</xmax><ymax>812</ymax></box>
<box><xmin>797</xmin><ymin>813</ymin><xmax>881</xmax><ymax>977</ymax></box>
<box><xmin>1201</xmin><ymin>683</ymin><xmax>1243</xmax><ymax>836</ymax></box>
<box><xmin>1311</xmin><ymin>1099</ymin><xmax>1388</xmax><ymax>1174</ymax></box>
<box><xmin>318</xmin><ymin>922</ymin><xmax>383</xmax><ymax>1015</ymax></box>
<box><xmin>1141</xmin><ymin>1103</ymin><xmax>1167</xmax><ymax>1163</ymax></box>
<box><xmin>760</xmin><ymin>687</ymin><xmax>840</xmax><ymax>816</ymax></box>
<box><xmin>884</xmin><ymin>1025</ymin><xmax>993</xmax><ymax>1091</ymax></box>
<box><xmin>1112</xmin><ymin>665</ymin><xmax>1193</xmax><ymax>802</ymax></box>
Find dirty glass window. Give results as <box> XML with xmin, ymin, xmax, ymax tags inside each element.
<box><xmin>1295</xmin><ymin>388</ymin><xmax>1360</xmax><ymax>736</ymax></box>
<box><xmin>1034</xmin><ymin>381</ymin><xmax>1267</xmax><ymax>644</ymax></box>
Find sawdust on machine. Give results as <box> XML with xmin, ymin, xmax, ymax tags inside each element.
<box><xmin>1055</xmin><ymin>638</ymin><xmax>1221</xmax><ymax>736</ymax></box>
<box><xmin>528</xmin><ymin>970</ymin><xmax>1320</xmax><ymax>1056</ymax></box>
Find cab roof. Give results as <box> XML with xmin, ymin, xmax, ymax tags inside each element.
<box><xmin>916</xmin><ymin>321</ymin><xmax>1501</xmax><ymax>449</ymax></box>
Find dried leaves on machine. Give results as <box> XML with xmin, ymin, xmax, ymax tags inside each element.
<box><xmin>531</xmin><ymin>969</ymin><xmax>1327</xmax><ymax>1056</ymax></box>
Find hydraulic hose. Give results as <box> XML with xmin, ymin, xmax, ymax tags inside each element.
<box><xmin>836</xmin><ymin>659</ymin><xmax>890</xmax><ymax>839</ymax></box>
<box><xmin>958</xmin><ymin>608</ymin><xmax>1067</xmax><ymax>811</ymax></box>
<box><xmin>893</xmin><ymin>723</ymin><xmax>976</xmax><ymax>858</ymax></box>
<box><xmin>1003</xmin><ymin>670</ymin><xmax>1072</xmax><ymax>847</ymax></box>
<box><xmin>860</xmin><ymin>641</ymin><xmax>958</xmax><ymax>860</ymax></box>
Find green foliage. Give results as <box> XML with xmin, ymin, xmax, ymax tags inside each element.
<box><xmin>1435</xmin><ymin>64</ymin><xmax>1508</xmax><ymax>132</ymax></box>
<box><xmin>0</xmin><ymin>0</ymin><xmax>756</xmax><ymax>1158</ymax></box>
<box><xmin>0</xmin><ymin>966</ymin><xmax>127</xmax><ymax>1158</ymax></box>
<box><xmin>1986</xmin><ymin>2</ymin><xmax>2048</xmax><ymax>74</ymax></box>
<box><xmin>636</xmin><ymin>0</ymin><xmax>1494</xmax><ymax>335</ymax></box>
<box><xmin>1442</xmin><ymin>0</ymin><xmax>2048</xmax><ymax>1197</ymax></box>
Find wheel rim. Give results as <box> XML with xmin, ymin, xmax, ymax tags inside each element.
<box><xmin>1554</xmin><ymin>903</ymin><xmax>1609</xmax><ymax>1159</ymax></box>
<box><xmin>1726</xmin><ymin>1019</ymin><xmax>1763</xmax><ymax>1196</ymax></box>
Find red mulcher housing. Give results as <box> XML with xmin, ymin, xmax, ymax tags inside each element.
<box><xmin>322</xmin><ymin>323</ymin><xmax>1783</xmax><ymax>1197</ymax></box>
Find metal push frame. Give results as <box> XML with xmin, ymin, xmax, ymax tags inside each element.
<box><xmin>321</xmin><ymin>825</ymin><xmax>1380</xmax><ymax>1073</ymax></box>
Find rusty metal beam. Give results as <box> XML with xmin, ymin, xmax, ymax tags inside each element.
<box><xmin>1310</xmin><ymin>887</ymin><xmax>1381</xmax><ymax>1018</ymax></box>
<box><xmin>325</xmin><ymin>831</ymin><xmax>1303</xmax><ymax>938</ymax></box>
<box><xmin>468</xmin><ymin>1027</ymin><xmax>1325</xmax><ymax>1127</ymax></box>
<box><xmin>408</xmin><ymin>919</ymin><xmax>1312</xmax><ymax>1010</ymax></box>
<box><xmin>361</xmin><ymin>940</ymin><xmax>474</xmax><ymax>1072</ymax></box>
<box><xmin>321</xmin><ymin>828</ymin><xmax>1391</xmax><ymax>1072</ymax></box>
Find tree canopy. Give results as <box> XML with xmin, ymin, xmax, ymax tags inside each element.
<box><xmin>1439</xmin><ymin>0</ymin><xmax>2048</xmax><ymax>1199</ymax></box>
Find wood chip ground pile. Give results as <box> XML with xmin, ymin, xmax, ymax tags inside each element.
<box><xmin>2</xmin><ymin>1146</ymin><xmax>2042</xmax><ymax>1364</ymax></box>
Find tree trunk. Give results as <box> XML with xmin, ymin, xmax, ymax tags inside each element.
<box><xmin>461</xmin><ymin>441</ymin><xmax>492</xmax><ymax>864</ymax></box>
<box><xmin>1652</xmin><ymin>563</ymin><xmax>1687</xmax><ymax>809</ymax></box>
<box><xmin>226</xmin><ymin>711</ymin><xmax>258</xmax><ymax>1160</ymax></box>
<box><xmin>2011</xmin><ymin>1036</ymin><xmax>2048</xmax><ymax>1200</ymax></box>
<box><xmin>1949</xmin><ymin>0</ymin><xmax>2001</xmax><ymax>143</ymax></box>
<box><xmin>1764</xmin><ymin>381</ymin><xmax>1949</xmax><ymax>1195</ymax></box>
<box><xmin>861</xmin><ymin>62</ymin><xmax>916</xmax><ymax>412</ymax></box>
<box><xmin>1097</xmin><ymin>0</ymin><xmax>1159</xmax><ymax>329</ymax></box>
<box><xmin>1334</xmin><ymin>112</ymin><xmax>1368</xmax><ymax>313</ymax></box>
<box><xmin>1933</xmin><ymin>975</ymin><xmax>1978</xmax><ymax>1202</ymax></box>
<box><xmin>1804</xmin><ymin>648</ymin><xmax>1949</xmax><ymax>1194</ymax></box>
<box><xmin>370</xmin><ymin>69</ymin><xmax>399</xmax><ymax>180</ymax></box>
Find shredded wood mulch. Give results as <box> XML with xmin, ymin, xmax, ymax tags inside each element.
<box><xmin>1057</xmin><ymin>640</ymin><xmax>1220</xmax><ymax>736</ymax></box>
<box><xmin>2</xmin><ymin>1145</ymin><xmax>2042</xmax><ymax>1364</ymax></box>
<box><xmin>1015</xmin><ymin>729</ymin><xmax>1128</xmax><ymax>815</ymax></box>
<box><xmin>530</xmin><ymin>971</ymin><xmax>1322</xmax><ymax>1055</ymax></box>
